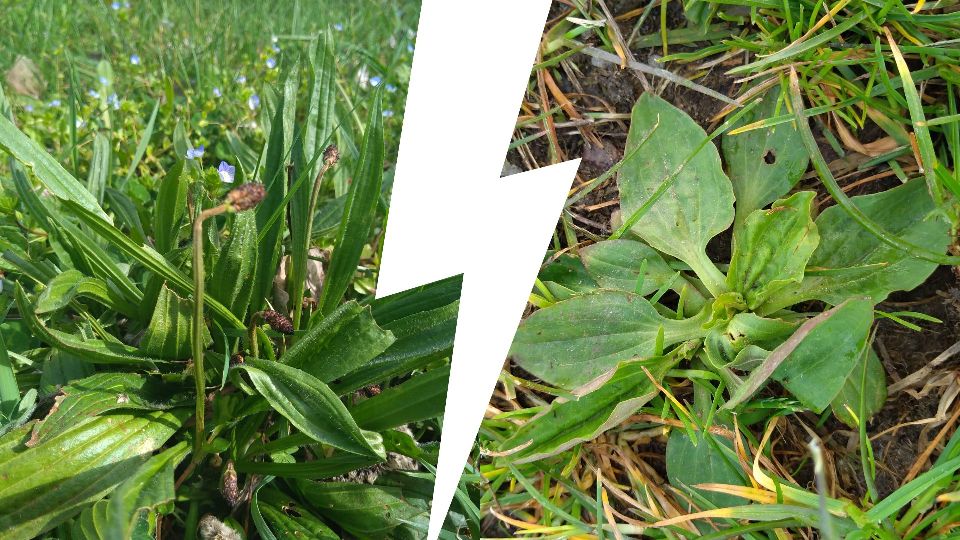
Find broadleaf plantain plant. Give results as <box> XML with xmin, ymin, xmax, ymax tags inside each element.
<box><xmin>495</xmin><ymin>89</ymin><xmax>951</xmax><ymax>506</ymax></box>
<box><xmin>0</xmin><ymin>36</ymin><xmax>470</xmax><ymax>539</ymax></box>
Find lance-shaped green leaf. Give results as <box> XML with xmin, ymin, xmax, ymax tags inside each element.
<box><xmin>297</xmin><ymin>481</ymin><xmax>429</xmax><ymax>538</ymax></box>
<box><xmin>258</xmin><ymin>489</ymin><xmax>339</xmax><ymax>539</ymax></box>
<box><xmin>722</xmin><ymin>88</ymin><xmax>809</xmax><ymax>226</ymax></box>
<box><xmin>618</xmin><ymin>93</ymin><xmax>733</xmax><ymax>295</ymax></box>
<box><xmin>317</xmin><ymin>92</ymin><xmax>384</xmax><ymax>315</ymax></box>
<box><xmin>0</xmin><ymin>409</ymin><xmax>187</xmax><ymax>540</ymax></box>
<box><xmin>208</xmin><ymin>211</ymin><xmax>258</xmax><ymax>320</ymax></box>
<box><xmin>666</xmin><ymin>429</ymin><xmax>748</xmax><ymax>508</ymax></box>
<box><xmin>86</xmin><ymin>133</ymin><xmax>111</xmax><ymax>205</ymax></box>
<box><xmin>250</xmin><ymin>63</ymin><xmax>298</xmax><ymax>315</ymax></box>
<box><xmin>333</xmin><ymin>300</ymin><xmax>457</xmax><ymax>395</ymax></box>
<box><xmin>831</xmin><ymin>347</ymin><xmax>886</xmax><ymax>427</ymax></box>
<box><xmin>759</xmin><ymin>179</ymin><xmax>950</xmax><ymax>314</ymax></box>
<box><xmin>511</xmin><ymin>290</ymin><xmax>709</xmax><ymax>388</ymax></box>
<box><xmin>15</xmin><ymin>283</ymin><xmax>166</xmax><ymax>367</ymax></box>
<box><xmin>236</xmin><ymin>453</ymin><xmax>381</xmax><ymax>479</ymax></box>
<box><xmin>727</xmin><ymin>191</ymin><xmax>819</xmax><ymax>309</ymax></box>
<box><xmin>350</xmin><ymin>365</ymin><xmax>450</xmax><ymax>431</ymax></box>
<box><xmin>497</xmin><ymin>356</ymin><xmax>677</xmax><ymax>464</ymax></box>
<box><xmin>31</xmin><ymin>372</ymin><xmax>183</xmax><ymax>444</ymax></box>
<box><xmin>282</xmin><ymin>300</ymin><xmax>395</xmax><ymax>383</ymax></box>
<box><xmin>105</xmin><ymin>441</ymin><xmax>189</xmax><ymax>540</ymax></box>
<box><xmin>0</xmin><ymin>115</ymin><xmax>109</xmax><ymax>222</ymax></box>
<box><xmin>725</xmin><ymin>298</ymin><xmax>874</xmax><ymax>412</ymax></box>
<box><xmin>239</xmin><ymin>358</ymin><xmax>384</xmax><ymax>458</ymax></box>
<box><xmin>62</xmin><ymin>199</ymin><xmax>245</xmax><ymax>330</ymax></box>
<box><xmin>370</xmin><ymin>274</ymin><xmax>462</xmax><ymax>324</ymax></box>
<box><xmin>289</xmin><ymin>33</ymin><xmax>338</xmax><ymax>324</ymax></box>
<box><xmin>104</xmin><ymin>188</ymin><xmax>147</xmax><ymax>245</ymax></box>
<box><xmin>140</xmin><ymin>284</ymin><xmax>211</xmax><ymax>360</ymax></box>
<box><xmin>153</xmin><ymin>161</ymin><xmax>187</xmax><ymax>255</ymax></box>
<box><xmin>35</xmin><ymin>269</ymin><xmax>137</xmax><ymax>317</ymax></box>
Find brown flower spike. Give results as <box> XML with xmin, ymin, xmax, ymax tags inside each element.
<box><xmin>260</xmin><ymin>310</ymin><xmax>294</xmax><ymax>335</ymax></box>
<box><xmin>226</xmin><ymin>183</ymin><xmax>266</xmax><ymax>212</ymax></box>
<box><xmin>323</xmin><ymin>144</ymin><xmax>340</xmax><ymax>166</ymax></box>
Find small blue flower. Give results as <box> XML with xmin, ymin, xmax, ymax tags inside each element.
<box><xmin>407</xmin><ymin>43</ymin><xmax>414</xmax><ymax>53</ymax></box>
<box><xmin>333</xmin><ymin>23</ymin><xmax>343</xmax><ymax>31</ymax></box>
<box><xmin>185</xmin><ymin>145</ymin><xmax>204</xmax><ymax>160</ymax></box>
<box><xmin>123</xmin><ymin>1</ymin><xmax>130</xmax><ymax>7</ymax></box>
<box><xmin>107</xmin><ymin>93</ymin><xmax>120</xmax><ymax>110</ymax></box>
<box><xmin>213</xmin><ymin>87</ymin><xmax>221</xmax><ymax>98</ymax></box>
<box><xmin>382</xmin><ymin>109</ymin><xmax>394</xmax><ymax>118</ymax></box>
<box><xmin>248</xmin><ymin>94</ymin><xmax>260</xmax><ymax>110</ymax></box>
<box><xmin>217</xmin><ymin>161</ymin><xmax>236</xmax><ymax>183</ymax></box>
<box><xmin>111</xmin><ymin>1</ymin><xmax>121</xmax><ymax>10</ymax></box>
<box><xmin>48</xmin><ymin>99</ymin><xmax>61</xmax><ymax>107</ymax></box>
<box><xmin>130</xmin><ymin>54</ymin><xmax>140</xmax><ymax>65</ymax></box>
<box><xmin>272</xmin><ymin>43</ymin><xmax>281</xmax><ymax>53</ymax></box>
<box><xmin>24</xmin><ymin>104</ymin><xmax>33</xmax><ymax>113</ymax></box>
<box><xmin>99</xmin><ymin>76</ymin><xmax>109</xmax><ymax>85</ymax></box>
<box><xmin>385</xmin><ymin>83</ymin><xmax>397</xmax><ymax>93</ymax></box>
<box><xmin>369</xmin><ymin>76</ymin><xmax>382</xmax><ymax>87</ymax></box>
<box><xmin>266</xmin><ymin>58</ymin><xmax>277</xmax><ymax>69</ymax></box>
<box><xmin>235</xmin><ymin>74</ymin><xmax>246</xmax><ymax>84</ymax></box>
<box><xmin>88</xmin><ymin>89</ymin><xmax>100</xmax><ymax>99</ymax></box>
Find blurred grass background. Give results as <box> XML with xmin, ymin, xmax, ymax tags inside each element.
<box><xmin>0</xmin><ymin>0</ymin><xmax>419</xmax><ymax>204</ymax></box>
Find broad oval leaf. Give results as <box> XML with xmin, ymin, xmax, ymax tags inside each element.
<box><xmin>580</xmin><ymin>238</ymin><xmax>677</xmax><ymax>295</ymax></box>
<box><xmin>0</xmin><ymin>409</ymin><xmax>187</xmax><ymax>540</ymax></box>
<box><xmin>618</xmin><ymin>93</ymin><xmax>733</xmax><ymax>294</ymax></box>
<box><xmin>726</xmin><ymin>298</ymin><xmax>874</xmax><ymax>411</ymax></box>
<box><xmin>760</xmin><ymin>179</ymin><xmax>950</xmax><ymax>314</ymax></box>
<box><xmin>666</xmin><ymin>430</ymin><xmax>748</xmax><ymax>508</ymax></box>
<box><xmin>239</xmin><ymin>358</ymin><xmax>384</xmax><ymax>458</ymax></box>
<box><xmin>831</xmin><ymin>347</ymin><xmax>886</xmax><ymax>427</ymax></box>
<box><xmin>727</xmin><ymin>191</ymin><xmax>819</xmax><ymax>309</ymax></box>
<box><xmin>722</xmin><ymin>88</ymin><xmax>809</xmax><ymax>225</ymax></box>
<box><xmin>511</xmin><ymin>290</ymin><xmax>709</xmax><ymax>388</ymax></box>
<box><xmin>772</xmin><ymin>298</ymin><xmax>875</xmax><ymax>412</ymax></box>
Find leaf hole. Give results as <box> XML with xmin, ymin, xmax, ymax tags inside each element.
<box><xmin>763</xmin><ymin>149</ymin><xmax>776</xmax><ymax>164</ymax></box>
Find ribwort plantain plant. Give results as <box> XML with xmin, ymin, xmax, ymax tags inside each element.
<box><xmin>0</xmin><ymin>23</ymin><xmax>472</xmax><ymax>539</ymax></box>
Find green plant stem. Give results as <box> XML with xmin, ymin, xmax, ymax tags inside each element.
<box><xmin>191</xmin><ymin>204</ymin><xmax>228</xmax><ymax>463</ymax></box>
<box><xmin>291</xmin><ymin>159</ymin><xmax>335</xmax><ymax>332</ymax></box>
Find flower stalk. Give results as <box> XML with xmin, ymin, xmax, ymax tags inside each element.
<box><xmin>291</xmin><ymin>145</ymin><xmax>339</xmax><ymax>331</ymax></box>
<box><xmin>191</xmin><ymin>183</ymin><xmax>265</xmax><ymax>462</ymax></box>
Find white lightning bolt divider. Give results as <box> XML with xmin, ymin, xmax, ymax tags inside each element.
<box><xmin>376</xmin><ymin>1</ymin><xmax>580</xmax><ymax>538</ymax></box>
